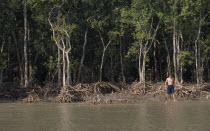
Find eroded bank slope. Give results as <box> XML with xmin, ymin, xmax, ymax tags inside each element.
<box><xmin>0</xmin><ymin>82</ymin><xmax>210</xmax><ymax>103</ymax></box>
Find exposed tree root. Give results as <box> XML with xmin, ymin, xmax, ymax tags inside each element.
<box><xmin>54</xmin><ymin>87</ymin><xmax>74</xmax><ymax>103</ymax></box>
<box><xmin>0</xmin><ymin>82</ymin><xmax>210</xmax><ymax>103</ymax></box>
<box><xmin>17</xmin><ymin>89</ymin><xmax>41</xmax><ymax>103</ymax></box>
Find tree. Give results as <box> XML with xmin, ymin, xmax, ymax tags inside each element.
<box><xmin>1</xmin><ymin>0</ymin><xmax>210</xmax><ymax>86</ymax></box>
<box><xmin>24</xmin><ymin>0</ymin><xmax>29</xmax><ymax>87</ymax></box>
<box><xmin>122</xmin><ymin>0</ymin><xmax>160</xmax><ymax>83</ymax></box>
<box><xmin>77</xmin><ymin>28</ymin><xmax>88</xmax><ymax>83</ymax></box>
<box><xmin>193</xmin><ymin>0</ymin><xmax>210</xmax><ymax>84</ymax></box>
<box><xmin>48</xmin><ymin>5</ymin><xmax>76</xmax><ymax>87</ymax></box>
<box><xmin>88</xmin><ymin>0</ymin><xmax>118</xmax><ymax>82</ymax></box>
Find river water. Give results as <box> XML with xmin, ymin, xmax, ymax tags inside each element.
<box><xmin>0</xmin><ymin>101</ymin><xmax>210</xmax><ymax>131</ymax></box>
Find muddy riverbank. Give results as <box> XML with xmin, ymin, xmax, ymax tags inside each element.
<box><xmin>0</xmin><ymin>82</ymin><xmax>210</xmax><ymax>104</ymax></box>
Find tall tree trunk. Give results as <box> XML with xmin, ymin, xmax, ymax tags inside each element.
<box><xmin>173</xmin><ymin>22</ymin><xmax>177</xmax><ymax>83</ymax></box>
<box><xmin>57</xmin><ymin>11</ymin><xmax>62</xmax><ymax>86</ymax></box>
<box><xmin>201</xmin><ymin>59</ymin><xmax>204</xmax><ymax>84</ymax></box>
<box><xmin>198</xmin><ymin>38</ymin><xmax>202</xmax><ymax>84</ymax></box>
<box><xmin>167</xmin><ymin>54</ymin><xmax>171</xmax><ymax>76</ymax></box>
<box><xmin>48</xmin><ymin>9</ymin><xmax>73</xmax><ymax>90</ymax></box>
<box><xmin>173</xmin><ymin>32</ymin><xmax>179</xmax><ymax>83</ymax></box>
<box><xmin>73</xmin><ymin>70</ymin><xmax>76</xmax><ymax>84</ymax></box>
<box><xmin>159</xmin><ymin>59</ymin><xmax>163</xmax><ymax>81</ymax></box>
<box><xmin>172</xmin><ymin>19</ymin><xmax>179</xmax><ymax>84</ymax></box>
<box><xmin>120</xmin><ymin>38</ymin><xmax>126</xmax><ymax>83</ymax></box>
<box><xmin>0</xmin><ymin>35</ymin><xmax>4</xmax><ymax>84</ymax></box>
<box><xmin>195</xmin><ymin>19</ymin><xmax>202</xmax><ymax>85</ymax></box>
<box><xmin>69</xmin><ymin>57</ymin><xmax>72</xmax><ymax>85</ymax></box>
<box><xmin>181</xmin><ymin>65</ymin><xmax>183</xmax><ymax>84</ymax></box>
<box><xmin>99</xmin><ymin>33</ymin><xmax>111</xmax><ymax>82</ymax></box>
<box><xmin>62</xmin><ymin>50</ymin><xmax>66</xmax><ymax>88</ymax></box>
<box><xmin>24</xmin><ymin>0</ymin><xmax>28</xmax><ymax>87</ymax></box>
<box><xmin>138</xmin><ymin>19</ymin><xmax>159</xmax><ymax>83</ymax></box>
<box><xmin>110</xmin><ymin>54</ymin><xmax>114</xmax><ymax>82</ymax></box>
<box><xmin>8</xmin><ymin>37</ymin><xmax>10</xmax><ymax>79</ymax></box>
<box><xmin>12</xmin><ymin>32</ymin><xmax>24</xmax><ymax>85</ymax></box>
<box><xmin>196</xmin><ymin>12</ymin><xmax>210</xmax><ymax>84</ymax></box>
<box><xmin>159</xmin><ymin>49</ymin><xmax>163</xmax><ymax>81</ymax></box>
<box><xmin>139</xmin><ymin>41</ymin><xmax>143</xmax><ymax>82</ymax></box>
<box><xmin>100</xmin><ymin>49</ymin><xmax>106</xmax><ymax>82</ymax></box>
<box><xmin>57</xmin><ymin>48</ymin><xmax>61</xmax><ymax>86</ymax></box>
<box><xmin>66</xmin><ymin>52</ymin><xmax>70</xmax><ymax>86</ymax></box>
<box><xmin>0</xmin><ymin>35</ymin><xmax>5</xmax><ymax>55</ymax></box>
<box><xmin>172</xmin><ymin>0</ymin><xmax>180</xmax><ymax>84</ymax></box>
<box><xmin>77</xmin><ymin>28</ymin><xmax>88</xmax><ymax>83</ymax></box>
<box><xmin>28</xmin><ymin>25</ymin><xmax>32</xmax><ymax>84</ymax></box>
<box><xmin>163</xmin><ymin>32</ymin><xmax>171</xmax><ymax>76</ymax></box>
<box><xmin>154</xmin><ymin>42</ymin><xmax>157</xmax><ymax>82</ymax></box>
<box><xmin>0</xmin><ymin>68</ymin><xmax>2</xmax><ymax>84</ymax></box>
<box><xmin>180</xmin><ymin>33</ymin><xmax>184</xmax><ymax>84</ymax></box>
<box><xmin>29</xmin><ymin>61</ymin><xmax>32</xmax><ymax>84</ymax></box>
<box><xmin>141</xmin><ymin>52</ymin><xmax>146</xmax><ymax>83</ymax></box>
<box><xmin>176</xmin><ymin>34</ymin><xmax>181</xmax><ymax>82</ymax></box>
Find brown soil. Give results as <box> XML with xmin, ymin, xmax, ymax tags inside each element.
<box><xmin>0</xmin><ymin>82</ymin><xmax>210</xmax><ymax>104</ymax></box>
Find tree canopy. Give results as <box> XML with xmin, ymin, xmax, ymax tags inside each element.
<box><xmin>0</xmin><ymin>0</ymin><xmax>210</xmax><ymax>86</ymax></box>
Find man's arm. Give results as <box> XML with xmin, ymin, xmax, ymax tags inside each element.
<box><xmin>165</xmin><ymin>78</ymin><xmax>168</xmax><ymax>88</ymax></box>
<box><xmin>173</xmin><ymin>78</ymin><xmax>175</xmax><ymax>87</ymax></box>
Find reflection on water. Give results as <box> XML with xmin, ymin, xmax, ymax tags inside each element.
<box><xmin>58</xmin><ymin>104</ymin><xmax>72</xmax><ymax>130</ymax></box>
<box><xmin>0</xmin><ymin>101</ymin><xmax>210</xmax><ymax>131</ymax></box>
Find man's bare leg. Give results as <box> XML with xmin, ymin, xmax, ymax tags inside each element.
<box><xmin>172</xmin><ymin>93</ymin><xmax>176</xmax><ymax>101</ymax></box>
<box><xmin>168</xmin><ymin>94</ymin><xmax>171</xmax><ymax>100</ymax></box>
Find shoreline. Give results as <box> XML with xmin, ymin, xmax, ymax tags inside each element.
<box><xmin>0</xmin><ymin>82</ymin><xmax>210</xmax><ymax>104</ymax></box>
<box><xmin>0</xmin><ymin>99</ymin><xmax>210</xmax><ymax>104</ymax></box>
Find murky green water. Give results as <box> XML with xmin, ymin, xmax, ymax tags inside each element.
<box><xmin>0</xmin><ymin>101</ymin><xmax>210</xmax><ymax>131</ymax></box>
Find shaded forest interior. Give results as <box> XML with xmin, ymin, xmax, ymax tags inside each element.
<box><xmin>0</xmin><ymin>0</ymin><xmax>210</xmax><ymax>102</ymax></box>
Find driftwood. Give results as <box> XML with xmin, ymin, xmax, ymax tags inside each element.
<box><xmin>18</xmin><ymin>89</ymin><xmax>41</xmax><ymax>103</ymax></box>
<box><xmin>43</xmin><ymin>82</ymin><xmax>59</xmax><ymax>98</ymax></box>
<box><xmin>176</xmin><ymin>84</ymin><xmax>210</xmax><ymax>100</ymax></box>
<box><xmin>54</xmin><ymin>87</ymin><xmax>74</xmax><ymax>103</ymax></box>
<box><xmin>1</xmin><ymin>82</ymin><xmax>210</xmax><ymax>104</ymax></box>
<box><xmin>49</xmin><ymin>82</ymin><xmax>122</xmax><ymax>103</ymax></box>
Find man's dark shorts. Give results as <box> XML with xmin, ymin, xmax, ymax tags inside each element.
<box><xmin>167</xmin><ymin>85</ymin><xmax>174</xmax><ymax>94</ymax></box>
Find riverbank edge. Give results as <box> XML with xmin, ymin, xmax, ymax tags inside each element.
<box><xmin>0</xmin><ymin>82</ymin><xmax>210</xmax><ymax>104</ymax></box>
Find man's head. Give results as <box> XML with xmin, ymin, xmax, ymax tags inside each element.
<box><xmin>169</xmin><ymin>74</ymin><xmax>173</xmax><ymax>78</ymax></box>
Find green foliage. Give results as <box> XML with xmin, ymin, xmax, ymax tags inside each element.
<box><xmin>0</xmin><ymin>0</ymin><xmax>210</xmax><ymax>83</ymax></box>
<box><xmin>125</xmin><ymin>42</ymin><xmax>139</xmax><ymax>61</ymax></box>
<box><xmin>179</xmin><ymin>51</ymin><xmax>194</xmax><ymax>67</ymax></box>
<box><xmin>0</xmin><ymin>53</ymin><xmax>8</xmax><ymax>70</ymax></box>
<box><xmin>201</xmin><ymin>35</ymin><xmax>210</xmax><ymax>63</ymax></box>
<box><xmin>43</xmin><ymin>56</ymin><xmax>57</xmax><ymax>72</ymax></box>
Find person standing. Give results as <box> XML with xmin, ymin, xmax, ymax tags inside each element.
<box><xmin>165</xmin><ymin>74</ymin><xmax>176</xmax><ymax>101</ymax></box>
